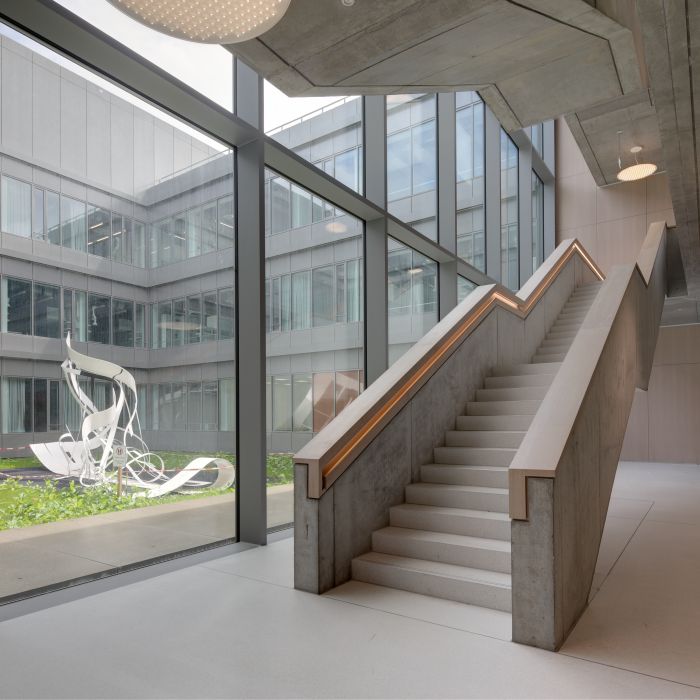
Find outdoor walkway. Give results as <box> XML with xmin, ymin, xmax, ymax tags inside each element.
<box><xmin>0</xmin><ymin>462</ymin><xmax>698</xmax><ymax>698</ymax></box>
<box><xmin>0</xmin><ymin>485</ymin><xmax>293</xmax><ymax>600</ymax></box>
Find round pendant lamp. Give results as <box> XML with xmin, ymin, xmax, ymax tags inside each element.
<box><xmin>107</xmin><ymin>0</ymin><xmax>292</xmax><ymax>44</ymax></box>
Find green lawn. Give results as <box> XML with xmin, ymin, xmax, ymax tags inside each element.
<box><xmin>0</xmin><ymin>452</ymin><xmax>294</xmax><ymax>531</ymax></box>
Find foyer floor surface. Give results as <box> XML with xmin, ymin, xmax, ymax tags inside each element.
<box><xmin>0</xmin><ymin>462</ymin><xmax>699</xmax><ymax>698</ymax></box>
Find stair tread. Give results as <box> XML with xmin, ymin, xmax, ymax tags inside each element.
<box><xmin>447</xmin><ymin>430</ymin><xmax>527</xmax><ymax>437</ymax></box>
<box><xmin>354</xmin><ymin>551</ymin><xmax>512</xmax><ymax>588</ymax></box>
<box><xmin>408</xmin><ymin>482</ymin><xmax>507</xmax><ymax>495</ymax></box>
<box><xmin>424</xmin><ymin>463</ymin><xmax>508</xmax><ymax>470</ymax></box>
<box><xmin>375</xmin><ymin>526</ymin><xmax>511</xmax><ymax>552</ymax></box>
<box><xmin>391</xmin><ymin>502</ymin><xmax>510</xmax><ymax>522</ymax></box>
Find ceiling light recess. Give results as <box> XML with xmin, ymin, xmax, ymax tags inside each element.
<box><xmin>616</xmin><ymin>135</ymin><xmax>657</xmax><ymax>182</ymax></box>
<box><xmin>106</xmin><ymin>0</ymin><xmax>292</xmax><ymax>44</ymax></box>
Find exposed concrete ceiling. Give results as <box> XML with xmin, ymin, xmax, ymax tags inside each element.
<box><xmin>226</xmin><ymin>0</ymin><xmax>643</xmax><ymax>131</ymax></box>
<box><xmin>226</xmin><ymin>0</ymin><xmax>700</xmax><ymax>296</ymax></box>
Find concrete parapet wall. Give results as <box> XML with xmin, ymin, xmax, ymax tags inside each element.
<box><xmin>511</xmin><ymin>225</ymin><xmax>666</xmax><ymax>650</ymax></box>
<box><xmin>294</xmin><ymin>256</ymin><xmax>580</xmax><ymax>595</ymax></box>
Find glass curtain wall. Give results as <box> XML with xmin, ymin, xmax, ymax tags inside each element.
<box><xmin>387</xmin><ymin>94</ymin><xmax>437</xmax><ymax>239</ymax></box>
<box><xmin>387</xmin><ymin>238</ymin><xmax>438</xmax><ymax>365</ymax></box>
<box><xmin>0</xmin><ymin>21</ymin><xmax>236</xmax><ymax>602</ymax></box>
<box><xmin>264</xmin><ymin>168</ymin><xmax>364</xmax><ymax>529</ymax></box>
<box><xmin>456</xmin><ymin>92</ymin><xmax>486</xmax><ymax>271</ymax></box>
<box><xmin>500</xmin><ymin>130</ymin><xmax>520</xmax><ymax>290</ymax></box>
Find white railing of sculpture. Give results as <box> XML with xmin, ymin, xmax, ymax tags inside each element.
<box><xmin>30</xmin><ymin>335</ymin><xmax>235</xmax><ymax>498</ymax></box>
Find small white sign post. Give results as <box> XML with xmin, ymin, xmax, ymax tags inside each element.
<box><xmin>113</xmin><ymin>444</ymin><xmax>127</xmax><ymax>497</ymax></box>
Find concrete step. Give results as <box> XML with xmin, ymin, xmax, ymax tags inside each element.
<box><xmin>569</xmin><ymin>289</ymin><xmax>598</xmax><ymax>301</ymax></box>
<box><xmin>444</xmin><ymin>429</ymin><xmax>526</xmax><ymax>448</ymax></box>
<box><xmin>433</xmin><ymin>446</ymin><xmax>517</xmax><ymax>467</ymax></box>
<box><xmin>490</xmin><ymin>362</ymin><xmax>561</xmax><ymax>376</ymax></box>
<box><xmin>533</xmin><ymin>352</ymin><xmax>566</xmax><ymax>363</ymax></box>
<box><xmin>456</xmin><ymin>414</ymin><xmax>534</xmax><ymax>431</ymax></box>
<box><xmin>548</xmin><ymin>322</ymin><xmax>581</xmax><ymax>334</ymax></box>
<box><xmin>371</xmin><ymin>526</ymin><xmax>511</xmax><ymax>573</ymax></box>
<box><xmin>405</xmin><ymin>482</ymin><xmax>509</xmax><ymax>511</ymax></box>
<box><xmin>475</xmin><ymin>385</ymin><xmax>549</xmax><ymax>402</ymax></box>
<box><xmin>351</xmin><ymin>552</ymin><xmax>512</xmax><ymax>612</ymax></box>
<box><xmin>421</xmin><ymin>464</ymin><xmax>509</xmax><ymax>488</ymax></box>
<box><xmin>484</xmin><ymin>373</ymin><xmax>554</xmax><ymax>388</ymax></box>
<box><xmin>557</xmin><ymin>310</ymin><xmax>587</xmax><ymax>322</ymax></box>
<box><xmin>546</xmin><ymin>330</ymin><xmax>577</xmax><ymax>341</ymax></box>
<box><xmin>390</xmin><ymin>503</ymin><xmax>511</xmax><ymax>540</ymax></box>
<box><xmin>467</xmin><ymin>399</ymin><xmax>541</xmax><ymax>415</ymax></box>
<box><xmin>561</xmin><ymin>302</ymin><xmax>593</xmax><ymax>314</ymax></box>
<box><xmin>538</xmin><ymin>339</ymin><xmax>573</xmax><ymax>352</ymax></box>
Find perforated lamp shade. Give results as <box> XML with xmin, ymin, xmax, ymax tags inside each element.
<box><xmin>616</xmin><ymin>162</ymin><xmax>658</xmax><ymax>182</ymax></box>
<box><xmin>107</xmin><ymin>0</ymin><xmax>292</xmax><ymax>44</ymax></box>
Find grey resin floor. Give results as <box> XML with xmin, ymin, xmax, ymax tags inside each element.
<box><xmin>0</xmin><ymin>462</ymin><xmax>699</xmax><ymax>698</ymax></box>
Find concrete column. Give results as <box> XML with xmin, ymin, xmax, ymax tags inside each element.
<box><xmin>363</xmin><ymin>96</ymin><xmax>389</xmax><ymax>383</ymax></box>
<box><xmin>485</xmin><ymin>105</ymin><xmax>502</xmax><ymax>282</ymax></box>
<box><xmin>437</xmin><ymin>92</ymin><xmax>457</xmax><ymax>318</ymax></box>
<box><xmin>234</xmin><ymin>60</ymin><xmax>267</xmax><ymax>544</ymax></box>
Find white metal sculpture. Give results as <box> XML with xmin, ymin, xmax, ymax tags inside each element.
<box><xmin>30</xmin><ymin>335</ymin><xmax>235</xmax><ymax>498</ymax></box>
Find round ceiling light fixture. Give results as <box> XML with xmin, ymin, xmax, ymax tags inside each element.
<box><xmin>616</xmin><ymin>136</ymin><xmax>657</xmax><ymax>182</ymax></box>
<box><xmin>106</xmin><ymin>0</ymin><xmax>292</xmax><ymax>44</ymax></box>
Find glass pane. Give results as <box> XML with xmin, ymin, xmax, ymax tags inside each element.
<box><xmin>272</xmin><ymin>376</ymin><xmax>292</xmax><ymax>432</ymax></box>
<box><xmin>313</xmin><ymin>373</ymin><xmax>335</xmax><ymax>432</ymax></box>
<box><xmin>34</xmin><ymin>378</ymin><xmax>48</xmax><ymax>433</ymax></box>
<box><xmin>87</xmin><ymin>206</ymin><xmax>111</xmax><ymax>258</ymax></box>
<box><xmin>532</xmin><ymin>172</ymin><xmax>545</xmax><ymax>270</ymax></box>
<box><xmin>172</xmin><ymin>298</ymin><xmax>186</xmax><ymax>346</ymax></box>
<box><xmin>218</xmin><ymin>195</ymin><xmax>234</xmax><ymax>249</ymax></box>
<box><xmin>88</xmin><ymin>294</ymin><xmax>110</xmax><ymax>344</ymax></box>
<box><xmin>187</xmin><ymin>296</ymin><xmax>201</xmax><ymax>344</ymax></box>
<box><xmin>2</xmin><ymin>377</ymin><xmax>32</xmax><ymax>432</ymax></box>
<box><xmin>112</xmin><ymin>299</ymin><xmax>134</xmax><ymax>347</ymax></box>
<box><xmin>312</xmin><ymin>266</ymin><xmax>334</xmax><ymax>327</ymax></box>
<box><xmin>61</xmin><ymin>196</ymin><xmax>86</xmax><ymax>251</ymax></box>
<box><xmin>32</xmin><ymin>187</ymin><xmax>44</xmax><ymax>239</ymax></box>
<box><xmin>218</xmin><ymin>288</ymin><xmax>235</xmax><ymax>340</ymax></box>
<box><xmin>456</xmin><ymin>92</ymin><xmax>486</xmax><ymax>272</ymax></box>
<box><xmin>46</xmin><ymin>191</ymin><xmax>60</xmax><ymax>246</ymax></box>
<box><xmin>202</xmin><ymin>292</ymin><xmax>218</xmax><ymax>342</ymax></box>
<box><xmin>387</xmin><ymin>94</ymin><xmax>437</xmax><ymax>239</ymax></box>
<box><xmin>388</xmin><ymin>238</ymin><xmax>439</xmax><ymax>365</ymax></box>
<box><xmin>500</xmin><ymin>130</ymin><xmax>519</xmax><ymax>290</ymax></box>
<box><xmin>292</xmin><ymin>374</ymin><xmax>312</xmax><ymax>432</ymax></box>
<box><xmin>2</xmin><ymin>278</ymin><xmax>32</xmax><ymax>335</ymax></box>
<box><xmin>458</xmin><ymin>276</ymin><xmax>477</xmax><ymax>303</ymax></box>
<box><xmin>33</xmin><ymin>283</ymin><xmax>61</xmax><ymax>338</ymax></box>
<box><xmin>134</xmin><ymin>303</ymin><xmax>145</xmax><ymax>348</ymax></box>
<box><xmin>1</xmin><ymin>176</ymin><xmax>31</xmax><ymax>237</ymax></box>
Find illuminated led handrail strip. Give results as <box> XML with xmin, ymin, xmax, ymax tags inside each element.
<box><xmin>295</xmin><ymin>238</ymin><xmax>604</xmax><ymax>499</ymax></box>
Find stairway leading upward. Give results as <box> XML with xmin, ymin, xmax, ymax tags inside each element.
<box><xmin>351</xmin><ymin>281</ymin><xmax>602</xmax><ymax>612</ymax></box>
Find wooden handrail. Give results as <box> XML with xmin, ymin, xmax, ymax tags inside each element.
<box><xmin>295</xmin><ymin>238</ymin><xmax>604</xmax><ymax>499</ymax></box>
<box><xmin>508</xmin><ymin>221</ymin><xmax>667</xmax><ymax>519</ymax></box>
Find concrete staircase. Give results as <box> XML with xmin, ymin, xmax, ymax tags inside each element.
<box><xmin>351</xmin><ymin>282</ymin><xmax>602</xmax><ymax>612</ymax></box>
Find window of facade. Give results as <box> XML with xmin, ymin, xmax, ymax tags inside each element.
<box><xmin>1</xmin><ymin>176</ymin><xmax>31</xmax><ymax>237</ymax></box>
<box><xmin>2</xmin><ymin>377</ymin><xmax>32</xmax><ymax>432</ymax></box>
<box><xmin>532</xmin><ymin>172</ymin><xmax>545</xmax><ymax>270</ymax></box>
<box><xmin>458</xmin><ymin>275</ymin><xmax>477</xmax><ymax>303</ymax></box>
<box><xmin>386</xmin><ymin>94</ymin><xmax>437</xmax><ymax>240</ymax></box>
<box><xmin>33</xmin><ymin>283</ymin><xmax>60</xmax><ymax>338</ymax></box>
<box><xmin>500</xmin><ymin>130</ymin><xmax>519</xmax><ymax>291</ymax></box>
<box><xmin>87</xmin><ymin>206</ymin><xmax>111</xmax><ymax>258</ymax></box>
<box><xmin>2</xmin><ymin>277</ymin><xmax>31</xmax><ymax>335</ymax></box>
<box><xmin>61</xmin><ymin>196</ymin><xmax>87</xmax><ymax>252</ymax></box>
<box><xmin>112</xmin><ymin>299</ymin><xmax>134</xmax><ymax>347</ymax></box>
<box><xmin>456</xmin><ymin>92</ymin><xmax>486</xmax><ymax>271</ymax></box>
<box><xmin>88</xmin><ymin>294</ymin><xmax>111</xmax><ymax>344</ymax></box>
